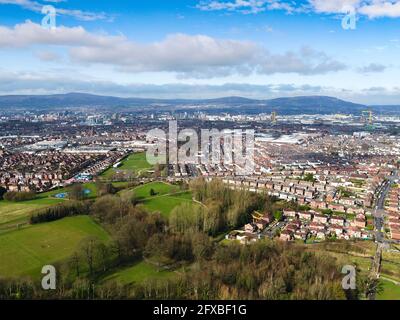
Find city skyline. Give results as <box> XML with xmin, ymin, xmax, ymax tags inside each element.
<box><xmin>0</xmin><ymin>0</ymin><xmax>400</xmax><ymax>104</ymax></box>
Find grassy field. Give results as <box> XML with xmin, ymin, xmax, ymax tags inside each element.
<box><xmin>101</xmin><ymin>152</ymin><xmax>152</xmax><ymax>179</ymax></box>
<box><xmin>131</xmin><ymin>182</ymin><xmax>198</xmax><ymax>217</ymax></box>
<box><xmin>0</xmin><ymin>182</ymin><xmax>99</xmax><ymax>229</ymax></box>
<box><xmin>0</xmin><ymin>197</ymin><xmax>64</xmax><ymax>229</ymax></box>
<box><xmin>381</xmin><ymin>248</ymin><xmax>400</xmax><ymax>282</ymax></box>
<box><xmin>0</xmin><ymin>216</ymin><xmax>110</xmax><ymax>278</ymax></box>
<box><xmin>133</xmin><ymin>181</ymin><xmax>180</xmax><ymax>199</ymax></box>
<box><xmin>140</xmin><ymin>193</ymin><xmax>197</xmax><ymax>217</ymax></box>
<box><xmin>377</xmin><ymin>280</ymin><xmax>400</xmax><ymax>300</ymax></box>
<box><xmin>102</xmin><ymin>260</ymin><xmax>177</xmax><ymax>285</ymax></box>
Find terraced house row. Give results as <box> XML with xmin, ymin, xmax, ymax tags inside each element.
<box><xmin>385</xmin><ymin>185</ymin><xmax>400</xmax><ymax>241</ymax></box>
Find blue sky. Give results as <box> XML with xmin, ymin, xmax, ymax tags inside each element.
<box><xmin>0</xmin><ymin>0</ymin><xmax>400</xmax><ymax>104</ymax></box>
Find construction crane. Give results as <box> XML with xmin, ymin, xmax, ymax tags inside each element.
<box><xmin>271</xmin><ymin>111</ymin><xmax>277</xmax><ymax>124</ymax></box>
<box><xmin>361</xmin><ymin>110</ymin><xmax>373</xmax><ymax>125</ymax></box>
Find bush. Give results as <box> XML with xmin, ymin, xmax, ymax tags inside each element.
<box><xmin>3</xmin><ymin>191</ymin><xmax>36</xmax><ymax>202</ymax></box>
<box><xmin>30</xmin><ymin>201</ymin><xmax>91</xmax><ymax>224</ymax></box>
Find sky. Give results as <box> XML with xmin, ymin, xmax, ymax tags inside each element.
<box><xmin>0</xmin><ymin>0</ymin><xmax>400</xmax><ymax>104</ymax></box>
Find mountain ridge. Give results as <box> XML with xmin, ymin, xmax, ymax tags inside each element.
<box><xmin>0</xmin><ymin>92</ymin><xmax>395</xmax><ymax>114</ymax></box>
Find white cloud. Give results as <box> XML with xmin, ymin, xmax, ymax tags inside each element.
<box><xmin>309</xmin><ymin>0</ymin><xmax>400</xmax><ymax>18</ymax></box>
<box><xmin>0</xmin><ymin>0</ymin><xmax>108</xmax><ymax>21</ymax></box>
<box><xmin>0</xmin><ymin>21</ymin><xmax>346</xmax><ymax>78</ymax></box>
<box><xmin>201</xmin><ymin>0</ymin><xmax>400</xmax><ymax>18</ymax></box>
<box><xmin>0</xmin><ymin>21</ymin><xmax>122</xmax><ymax>47</ymax></box>
<box><xmin>308</xmin><ymin>0</ymin><xmax>361</xmax><ymax>13</ymax></box>
<box><xmin>358</xmin><ymin>1</ymin><xmax>400</xmax><ymax>18</ymax></box>
<box><xmin>196</xmin><ymin>0</ymin><xmax>296</xmax><ymax>14</ymax></box>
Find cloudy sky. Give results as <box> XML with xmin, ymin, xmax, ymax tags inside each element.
<box><xmin>0</xmin><ymin>0</ymin><xmax>400</xmax><ymax>104</ymax></box>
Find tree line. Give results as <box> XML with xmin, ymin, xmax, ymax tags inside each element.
<box><xmin>30</xmin><ymin>201</ymin><xmax>91</xmax><ymax>224</ymax></box>
<box><xmin>3</xmin><ymin>191</ymin><xmax>36</xmax><ymax>202</ymax></box>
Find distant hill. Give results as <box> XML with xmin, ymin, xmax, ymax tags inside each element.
<box><xmin>262</xmin><ymin>96</ymin><xmax>367</xmax><ymax>115</ymax></box>
<box><xmin>0</xmin><ymin>92</ymin><xmax>395</xmax><ymax>115</ymax></box>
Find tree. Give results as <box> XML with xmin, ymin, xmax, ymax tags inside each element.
<box><xmin>3</xmin><ymin>191</ymin><xmax>36</xmax><ymax>202</ymax></box>
<box><xmin>96</xmin><ymin>181</ymin><xmax>117</xmax><ymax>196</ymax></box>
<box><xmin>0</xmin><ymin>186</ymin><xmax>6</xmax><ymax>200</ymax></box>
<box><xmin>69</xmin><ymin>252</ymin><xmax>81</xmax><ymax>278</ymax></box>
<box><xmin>191</xmin><ymin>232</ymin><xmax>213</xmax><ymax>262</ymax></box>
<box><xmin>169</xmin><ymin>203</ymin><xmax>204</xmax><ymax>234</ymax></box>
<box><xmin>91</xmin><ymin>195</ymin><xmax>128</xmax><ymax>224</ymax></box>
<box><xmin>120</xmin><ymin>190</ymin><xmax>138</xmax><ymax>206</ymax></box>
<box><xmin>97</xmin><ymin>242</ymin><xmax>111</xmax><ymax>273</ymax></box>
<box><xmin>304</xmin><ymin>173</ymin><xmax>316</xmax><ymax>182</ymax></box>
<box><xmin>30</xmin><ymin>201</ymin><xmax>90</xmax><ymax>224</ymax></box>
<box><xmin>69</xmin><ymin>184</ymin><xmax>86</xmax><ymax>201</ymax></box>
<box><xmin>78</xmin><ymin>236</ymin><xmax>102</xmax><ymax>277</ymax></box>
<box><xmin>274</xmin><ymin>211</ymin><xmax>283</xmax><ymax>221</ymax></box>
<box><xmin>364</xmin><ymin>277</ymin><xmax>384</xmax><ymax>299</ymax></box>
<box><xmin>321</xmin><ymin>209</ymin><xmax>333</xmax><ymax>215</ymax></box>
<box><xmin>113</xmin><ymin>210</ymin><xmax>165</xmax><ymax>261</ymax></box>
<box><xmin>149</xmin><ymin>188</ymin><xmax>156</xmax><ymax>196</ymax></box>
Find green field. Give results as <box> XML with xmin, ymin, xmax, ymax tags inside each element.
<box><xmin>140</xmin><ymin>192</ymin><xmax>197</xmax><ymax>217</ymax></box>
<box><xmin>101</xmin><ymin>152</ymin><xmax>152</xmax><ymax>179</ymax></box>
<box><xmin>0</xmin><ymin>216</ymin><xmax>110</xmax><ymax>278</ymax></box>
<box><xmin>133</xmin><ymin>181</ymin><xmax>180</xmax><ymax>199</ymax></box>
<box><xmin>131</xmin><ymin>182</ymin><xmax>198</xmax><ymax>217</ymax></box>
<box><xmin>0</xmin><ymin>197</ymin><xmax>64</xmax><ymax>229</ymax></box>
<box><xmin>377</xmin><ymin>280</ymin><xmax>400</xmax><ymax>300</ymax></box>
<box><xmin>102</xmin><ymin>260</ymin><xmax>176</xmax><ymax>285</ymax></box>
<box><xmin>0</xmin><ymin>182</ymin><xmax>99</xmax><ymax>229</ymax></box>
<box><xmin>381</xmin><ymin>248</ymin><xmax>400</xmax><ymax>282</ymax></box>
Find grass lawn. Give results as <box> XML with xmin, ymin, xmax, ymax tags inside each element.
<box><xmin>0</xmin><ymin>182</ymin><xmax>99</xmax><ymax>229</ymax></box>
<box><xmin>377</xmin><ymin>280</ymin><xmax>400</xmax><ymax>300</ymax></box>
<box><xmin>0</xmin><ymin>216</ymin><xmax>110</xmax><ymax>278</ymax></box>
<box><xmin>0</xmin><ymin>197</ymin><xmax>64</xmax><ymax>228</ymax></box>
<box><xmin>112</xmin><ymin>181</ymin><xmax>132</xmax><ymax>189</ymax></box>
<box><xmin>130</xmin><ymin>182</ymin><xmax>198</xmax><ymax>217</ymax></box>
<box><xmin>102</xmin><ymin>260</ymin><xmax>177</xmax><ymax>285</ymax></box>
<box><xmin>140</xmin><ymin>193</ymin><xmax>198</xmax><ymax>217</ymax></box>
<box><xmin>133</xmin><ymin>181</ymin><xmax>180</xmax><ymax>199</ymax></box>
<box><xmin>381</xmin><ymin>261</ymin><xmax>400</xmax><ymax>282</ymax></box>
<box><xmin>381</xmin><ymin>249</ymin><xmax>400</xmax><ymax>282</ymax></box>
<box><xmin>101</xmin><ymin>152</ymin><xmax>152</xmax><ymax>179</ymax></box>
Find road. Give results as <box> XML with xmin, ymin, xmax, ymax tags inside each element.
<box><xmin>373</xmin><ymin>170</ymin><xmax>399</xmax><ymax>244</ymax></box>
<box><xmin>368</xmin><ymin>170</ymin><xmax>398</xmax><ymax>299</ymax></box>
<box><xmin>373</xmin><ymin>179</ymin><xmax>390</xmax><ymax>243</ymax></box>
<box><xmin>262</xmin><ymin>220</ymin><xmax>286</xmax><ymax>239</ymax></box>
